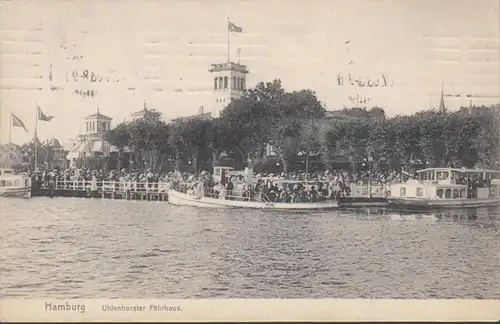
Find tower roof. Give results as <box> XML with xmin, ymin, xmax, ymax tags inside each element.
<box><xmin>209</xmin><ymin>61</ymin><xmax>248</xmax><ymax>74</ymax></box>
<box><xmin>84</xmin><ymin>107</ymin><xmax>112</xmax><ymax>120</ymax></box>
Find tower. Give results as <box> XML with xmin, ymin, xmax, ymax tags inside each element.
<box><xmin>83</xmin><ymin>106</ymin><xmax>112</xmax><ymax>135</ymax></box>
<box><xmin>209</xmin><ymin>62</ymin><xmax>249</xmax><ymax>118</ymax></box>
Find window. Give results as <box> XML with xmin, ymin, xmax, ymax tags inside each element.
<box><xmin>232</xmin><ymin>76</ymin><xmax>236</xmax><ymax>89</ymax></box>
<box><xmin>215</xmin><ymin>169</ymin><xmax>221</xmax><ymax>176</ymax></box>
<box><xmin>400</xmin><ymin>187</ymin><xmax>406</xmax><ymax>196</ymax></box>
<box><xmin>14</xmin><ymin>179</ymin><xmax>20</xmax><ymax>187</ymax></box>
<box><xmin>445</xmin><ymin>189</ymin><xmax>452</xmax><ymax>198</ymax></box>
<box><xmin>443</xmin><ymin>172</ymin><xmax>449</xmax><ymax>180</ymax></box>
<box><xmin>241</xmin><ymin>78</ymin><xmax>245</xmax><ymax>89</ymax></box>
<box><xmin>6</xmin><ymin>180</ymin><xmax>13</xmax><ymax>187</ymax></box>
<box><xmin>224</xmin><ymin>76</ymin><xmax>228</xmax><ymax>89</ymax></box>
<box><xmin>436</xmin><ymin>189</ymin><xmax>444</xmax><ymax>198</ymax></box>
<box><xmin>453</xmin><ymin>189</ymin><xmax>459</xmax><ymax>198</ymax></box>
<box><xmin>93</xmin><ymin>121</ymin><xmax>95</xmax><ymax>131</ymax></box>
<box><xmin>218</xmin><ymin>77</ymin><xmax>223</xmax><ymax>89</ymax></box>
<box><xmin>460</xmin><ymin>189</ymin><xmax>466</xmax><ymax>198</ymax></box>
<box><xmin>214</xmin><ymin>77</ymin><xmax>218</xmax><ymax>90</ymax></box>
<box><xmin>0</xmin><ymin>180</ymin><xmax>5</xmax><ymax>187</ymax></box>
<box><xmin>416</xmin><ymin>188</ymin><xmax>423</xmax><ymax>197</ymax></box>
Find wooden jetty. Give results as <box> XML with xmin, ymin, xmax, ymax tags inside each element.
<box><xmin>32</xmin><ymin>179</ymin><xmax>170</xmax><ymax>201</ymax></box>
<box><xmin>30</xmin><ymin>179</ymin><xmax>391</xmax><ymax>207</ymax></box>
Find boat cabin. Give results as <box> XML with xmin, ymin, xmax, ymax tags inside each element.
<box><xmin>391</xmin><ymin>168</ymin><xmax>500</xmax><ymax>200</ymax></box>
<box><xmin>0</xmin><ymin>168</ymin><xmax>15</xmax><ymax>177</ymax></box>
<box><xmin>0</xmin><ymin>168</ymin><xmax>30</xmax><ymax>189</ymax></box>
<box><xmin>213</xmin><ymin>166</ymin><xmax>254</xmax><ymax>185</ymax></box>
<box><xmin>213</xmin><ymin>166</ymin><xmax>234</xmax><ymax>183</ymax></box>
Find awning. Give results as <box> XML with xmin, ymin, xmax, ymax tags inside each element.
<box><xmin>92</xmin><ymin>141</ymin><xmax>103</xmax><ymax>152</ymax></box>
<box><xmin>66</xmin><ymin>143</ymin><xmax>82</xmax><ymax>160</ymax></box>
<box><xmin>78</xmin><ymin>141</ymin><xmax>91</xmax><ymax>153</ymax></box>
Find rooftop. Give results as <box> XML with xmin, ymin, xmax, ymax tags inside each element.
<box><xmin>209</xmin><ymin>61</ymin><xmax>249</xmax><ymax>74</ymax></box>
<box><xmin>130</xmin><ymin>108</ymin><xmax>161</xmax><ymax>118</ymax></box>
<box><xmin>174</xmin><ymin>112</ymin><xmax>212</xmax><ymax>122</ymax></box>
<box><xmin>85</xmin><ymin>111</ymin><xmax>112</xmax><ymax>120</ymax></box>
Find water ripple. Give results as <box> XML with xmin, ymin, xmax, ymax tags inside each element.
<box><xmin>1</xmin><ymin>198</ymin><xmax>499</xmax><ymax>298</ymax></box>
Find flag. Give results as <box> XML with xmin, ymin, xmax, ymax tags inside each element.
<box><xmin>228</xmin><ymin>21</ymin><xmax>242</xmax><ymax>32</ymax></box>
<box><xmin>12</xmin><ymin>113</ymin><xmax>28</xmax><ymax>132</ymax></box>
<box><xmin>37</xmin><ymin>105</ymin><xmax>54</xmax><ymax>121</ymax></box>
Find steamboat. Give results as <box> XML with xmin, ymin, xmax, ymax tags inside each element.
<box><xmin>168</xmin><ymin>166</ymin><xmax>339</xmax><ymax>210</ymax></box>
<box><xmin>388</xmin><ymin>167</ymin><xmax>500</xmax><ymax>209</ymax></box>
<box><xmin>0</xmin><ymin>168</ymin><xmax>31</xmax><ymax>198</ymax></box>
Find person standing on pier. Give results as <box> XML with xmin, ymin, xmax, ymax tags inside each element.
<box><xmin>225</xmin><ymin>178</ymin><xmax>234</xmax><ymax>199</ymax></box>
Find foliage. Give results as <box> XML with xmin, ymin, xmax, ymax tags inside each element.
<box><xmin>95</xmin><ymin>79</ymin><xmax>499</xmax><ymax>174</ymax></box>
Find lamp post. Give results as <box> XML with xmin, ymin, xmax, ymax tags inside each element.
<box><xmin>305</xmin><ymin>153</ymin><xmax>309</xmax><ymax>180</ymax></box>
<box><xmin>364</xmin><ymin>150</ymin><xmax>373</xmax><ymax>198</ymax></box>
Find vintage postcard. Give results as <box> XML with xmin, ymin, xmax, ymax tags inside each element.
<box><xmin>0</xmin><ymin>0</ymin><xmax>499</xmax><ymax>322</ymax></box>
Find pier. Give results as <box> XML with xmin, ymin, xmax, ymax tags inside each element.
<box><xmin>32</xmin><ymin>179</ymin><xmax>170</xmax><ymax>201</ymax></box>
<box><xmin>30</xmin><ymin>178</ymin><xmax>390</xmax><ymax>206</ymax></box>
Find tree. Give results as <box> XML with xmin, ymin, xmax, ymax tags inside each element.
<box><xmin>104</xmin><ymin>122</ymin><xmax>130</xmax><ymax>171</ymax></box>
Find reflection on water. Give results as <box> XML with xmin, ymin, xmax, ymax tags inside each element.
<box><xmin>1</xmin><ymin>198</ymin><xmax>499</xmax><ymax>299</ymax></box>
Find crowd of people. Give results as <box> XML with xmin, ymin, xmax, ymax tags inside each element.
<box><xmin>23</xmin><ymin>165</ymin><xmax>410</xmax><ymax>203</ymax></box>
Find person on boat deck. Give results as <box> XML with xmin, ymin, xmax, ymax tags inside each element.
<box><xmin>225</xmin><ymin>178</ymin><xmax>234</xmax><ymax>199</ymax></box>
<box><xmin>195</xmin><ymin>180</ymin><xmax>204</xmax><ymax>198</ymax></box>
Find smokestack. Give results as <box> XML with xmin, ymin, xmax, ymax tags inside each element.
<box><xmin>199</xmin><ymin>106</ymin><xmax>204</xmax><ymax>115</ymax></box>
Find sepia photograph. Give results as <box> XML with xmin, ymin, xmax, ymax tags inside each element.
<box><xmin>0</xmin><ymin>0</ymin><xmax>499</xmax><ymax>321</ymax></box>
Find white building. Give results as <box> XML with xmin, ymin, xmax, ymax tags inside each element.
<box><xmin>209</xmin><ymin>61</ymin><xmax>249</xmax><ymax>118</ymax></box>
<box><xmin>129</xmin><ymin>101</ymin><xmax>162</xmax><ymax>123</ymax></box>
<box><xmin>66</xmin><ymin>108</ymin><xmax>116</xmax><ymax>167</ymax></box>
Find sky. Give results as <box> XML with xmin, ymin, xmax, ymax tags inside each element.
<box><xmin>0</xmin><ymin>0</ymin><xmax>499</xmax><ymax>145</ymax></box>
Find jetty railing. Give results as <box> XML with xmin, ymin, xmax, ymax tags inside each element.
<box><xmin>52</xmin><ymin>179</ymin><xmax>171</xmax><ymax>194</ymax></box>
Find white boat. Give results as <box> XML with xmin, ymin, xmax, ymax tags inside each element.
<box><xmin>168</xmin><ymin>189</ymin><xmax>339</xmax><ymax>210</ymax></box>
<box><xmin>0</xmin><ymin>168</ymin><xmax>31</xmax><ymax>198</ymax></box>
<box><xmin>388</xmin><ymin>167</ymin><xmax>500</xmax><ymax>208</ymax></box>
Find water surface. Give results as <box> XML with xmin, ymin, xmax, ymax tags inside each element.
<box><xmin>1</xmin><ymin>197</ymin><xmax>499</xmax><ymax>298</ymax></box>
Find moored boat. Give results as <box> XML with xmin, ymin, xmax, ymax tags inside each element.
<box><xmin>168</xmin><ymin>166</ymin><xmax>339</xmax><ymax>210</ymax></box>
<box><xmin>167</xmin><ymin>189</ymin><xmax>339</xmax><ymax>210</ymax></box>
<box><xmin>388</xmin><ymin>167</ymin><xmax>500</xmax><ymax>209</ymax></box>
<box><xmin>0</xmin><ymin>168</ymin><xmax>31</xmax><ymax>198</ymax></box>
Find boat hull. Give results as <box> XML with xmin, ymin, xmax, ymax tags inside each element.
<box><xmin>0</xmin><ymin>187</ymin><xmax>31</xmax><ymax>198</ymax></box>
<box><xmin>388</xmin><ymin>197</ymin><xmax>500</xmax><ymax>209</ymax></box>
<box><xmin>168</xmin><ymin>190</ymin><xmax>339</xmax><ymax>210</ymax></box>
<box><xmin>338</xmin><ymin>197</ymin><xmax>389</xmax><ymax>207</ymax></box>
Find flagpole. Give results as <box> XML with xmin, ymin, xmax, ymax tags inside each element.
<box><xmin>9</xmin><ymin>111</ymin><xmax>12</xmax><ymax>144</ymax></box>
<box><xmin>227</xmin><ymin>17</ymin><xmax>230</xmax><ymax>63</ymax></box>
<box><xmin>35</xmin><ymin>102</ymin><xmax>38</xmax><ymax>170</ymax></box>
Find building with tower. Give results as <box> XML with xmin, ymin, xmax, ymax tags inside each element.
<box><xmin>129</xmin><ymin>101</ymin><xmax>162</xmax><ymax>123</ymax></box>
<box><xmin>66</xmin><ymin>107</ymin><xmax>117</xmax><ymax>167</ymax></box>
<box><xmin>209</xmin><ymin>62</ymin><xmax>249</xmax><ymax>118</ymax></box>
